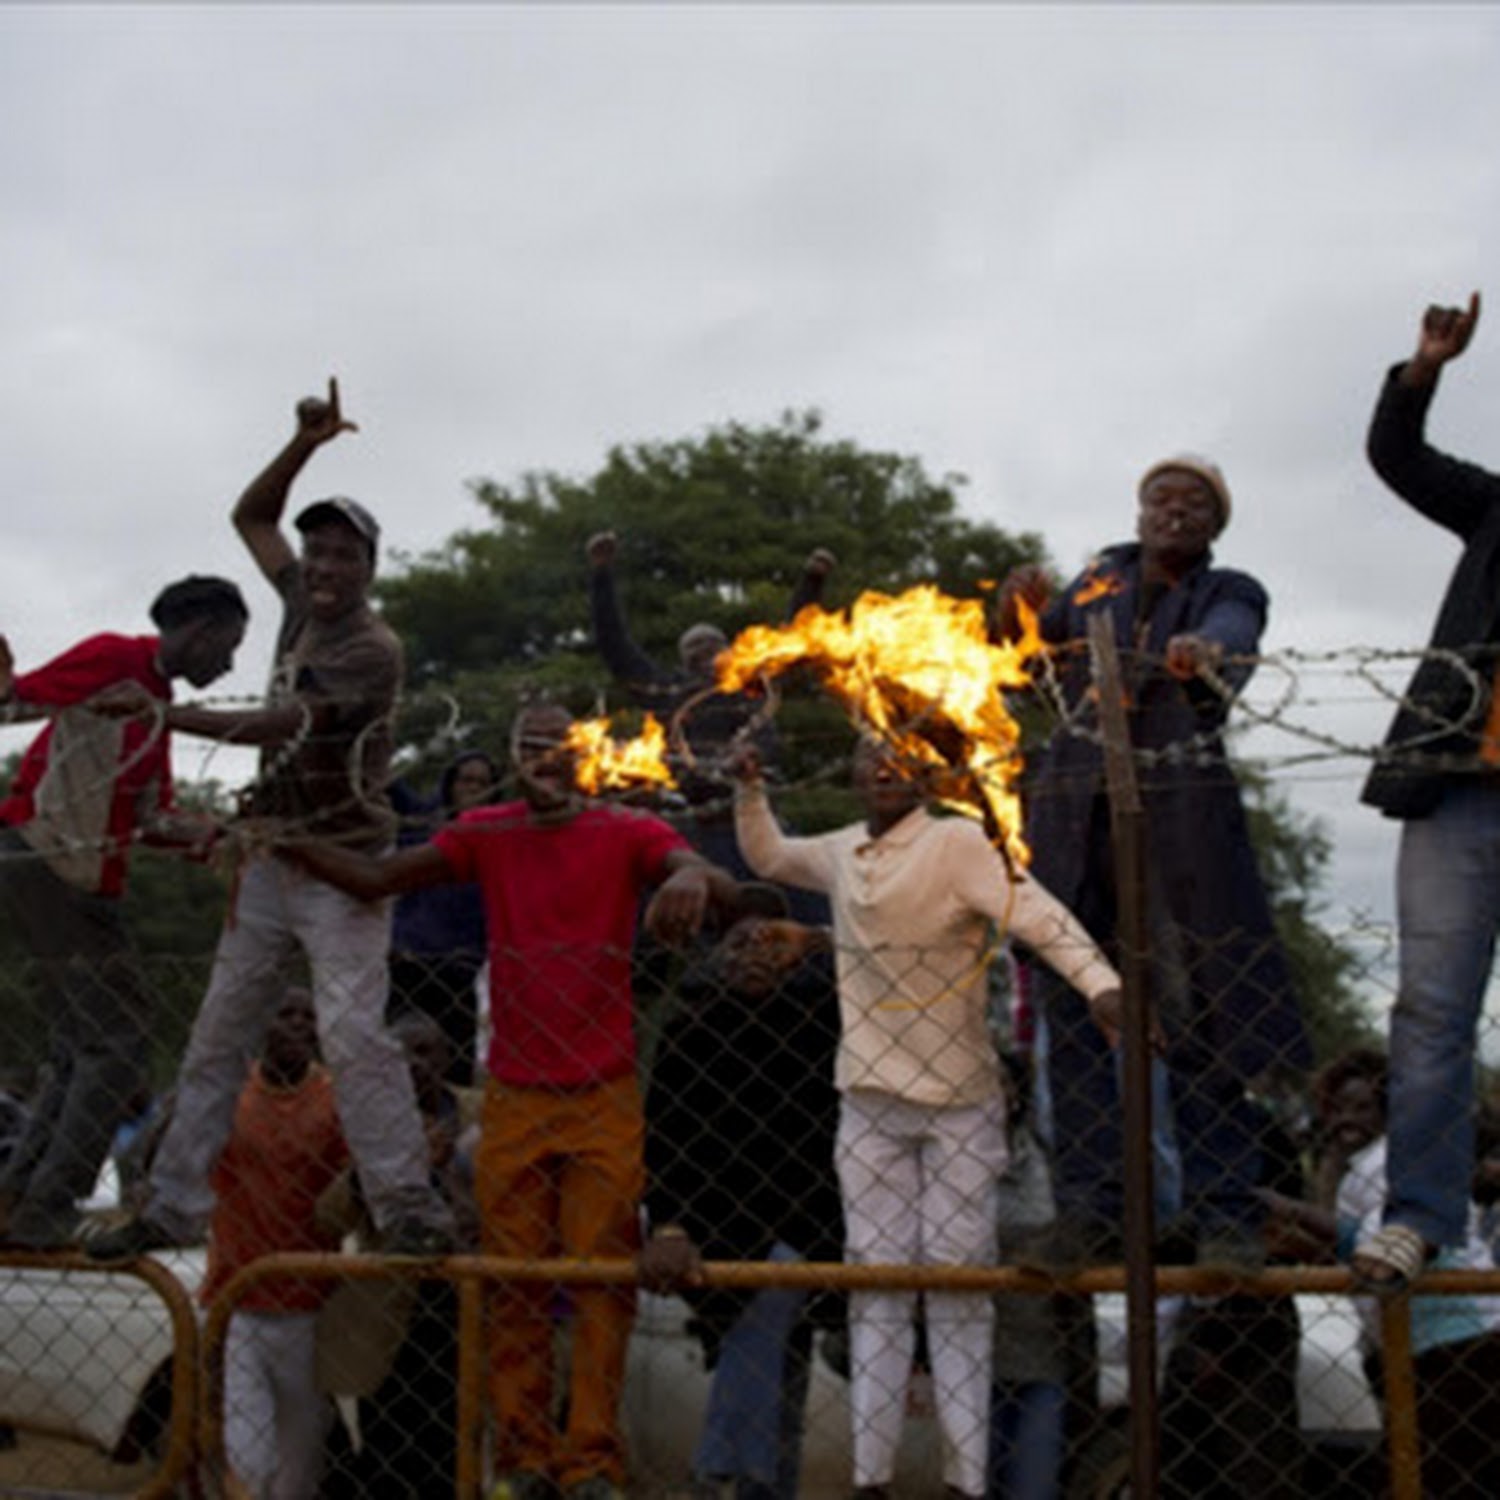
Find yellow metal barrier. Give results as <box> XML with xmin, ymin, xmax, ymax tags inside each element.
<box><xmin>193</xmin><ymin>1252</ymin><xmax>1500</xmax><ymax>1500</ymax></box>
<box><xmin>0</xmin><ymin>1247</ymin><xmax>200</xmax><ymax>1500</ymax></box>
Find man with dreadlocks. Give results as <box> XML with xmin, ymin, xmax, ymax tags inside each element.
<box><xmin>0</xmin><ymin>573</ymin><xmax>247</xmax><ymax>1249</ymax></box>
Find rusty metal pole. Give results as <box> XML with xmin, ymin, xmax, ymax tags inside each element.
<box><xmin>457</xmin><ymin>1271</ymin><xmax>486</xmax><ymax>1499</ymax></box>
<box><xmin>1379</xmin><ymin>1295</ymin><xmax>1424</xmax><ymax>1500</ymax></box>
<box><xmin>1087</xmin><ymin>610</ymin><xmax>1159</xmax><ymax>1500</ymax></box>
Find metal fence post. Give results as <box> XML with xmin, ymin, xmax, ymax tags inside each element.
<box><xmin>1087</xmin><ymin>610</ymin><xmax>1160</xmax><ymax>1500</ymax></box>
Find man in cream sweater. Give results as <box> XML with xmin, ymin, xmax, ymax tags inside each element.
<box><xmin>731</xmin><ymin>736</ymin><xmax>1121</xmax><ymax>1500</ymax></box>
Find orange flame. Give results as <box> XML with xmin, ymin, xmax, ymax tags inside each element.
<box><xmin>1073</xmin><ymin>567</ymin><xmax>1124</xmax><ymax>606</ymax></box>
<box><xmin>717</xmin><ymin>585</ymin><xmax>1043</xmax><ymax>867</ymax></box>
<box><xmin>564</xmin><ymin>713</ymin><xmax>675</xmax><ymax>796</ymax></box>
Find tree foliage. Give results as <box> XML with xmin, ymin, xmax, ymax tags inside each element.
<box><xmin>372</xmin><ymin>407</ymin><xmax>1375</xmax><ymax>1065</ymax></box>
<box><xmin>378</xmin><ymin>408</ymin><xmax>1044</xmax><ymax>684</ymax></box>
<box><xmin>375</xmin><ymin>408</ymin><xmax>1047</xmax><ymax>801</ymax></box>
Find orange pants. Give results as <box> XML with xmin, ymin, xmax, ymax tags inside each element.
<box><xmin>475</xmin><ymin>1074</ymin><xmax>643</xmax><ymax>1488</ymax></box>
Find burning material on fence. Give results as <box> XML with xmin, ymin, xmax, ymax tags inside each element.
<box><xmin>717</xmin><ymin>584</ymin><xmax>1043</xmax><ymax>868</ymax></box>
<box><xmin>564</xmin><ymin>713</ymin><xmax>676</xmax><ymax>795</ymax></box>
<box><xmin>1073</xmin><ymin>565</ymin><xmax>1126</xmax><ymax>606</ymax></box>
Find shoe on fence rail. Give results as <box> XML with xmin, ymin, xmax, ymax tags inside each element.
<box><xmin>379</xmin><ymin>1216</ymin><xmax>456</xmax><ymax>1259</ymax></box>
<box><xmin>81</xmin><ymin>1213</ymin><xmax>183</xmax><ymax>1263</ymax></box>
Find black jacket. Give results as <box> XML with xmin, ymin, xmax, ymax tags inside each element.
<box><xmin>1362</xmin><ymin>365</ymin><xmax>1500</xmax><ymax>819</ymax></box>
<box><xmin>1022</xmin><ymin>542</ymin><xmax>1309</xmax><ymax>1080</ymax></box>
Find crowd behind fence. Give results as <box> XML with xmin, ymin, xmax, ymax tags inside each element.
<box><xmin>2</xmin><ymin>909</ymin><xmax>1500</xmax><ymax>1497</ymax></box>
<box><xmin>11</xmin><ymin>295</ymin><xmax>1500</xmax><ymax>1497</ymax></box>
<box><xmin>1</xmin><ymin>538</ymin><xmax>1498</xmax><ymax>1500</ymax></box>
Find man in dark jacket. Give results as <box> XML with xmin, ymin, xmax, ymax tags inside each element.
<box><xmin>1353</xmin><ymin>291</ymin><xmax>1500</xmax><ymax>1290</ymax></box>
<box><xmin>583</xmin><ymin>531</ymin><xmax>834</xmax><ymax>882</ymax></box>
<box><xmin>638</xmin><ymin>886</ymin><xmax>842</xmax><ymax>1500</ymax></box>
<box><xmin>998</xmin><ymin>456</ymin><xmax>1310</xmax><ymax>1269</ymax></box>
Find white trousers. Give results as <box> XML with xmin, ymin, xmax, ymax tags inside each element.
<box><xmin>223</xmin><ymin>1308</ymin><xmax>329</xmax><ymax>1500</ymax></box>
<box><xmin>149</xmin><ymin>856</ymin><xmax>445</xmax><ymax>1238</ymax></box>
<box><xmin>837</xmin><ymin>1088</ymin><xmax>1008</xmax><ymax>1498</ymax></box>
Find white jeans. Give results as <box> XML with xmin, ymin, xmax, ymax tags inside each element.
<box><xmin>146</xmin><ymin>855</ymin><xmax>448</xmax><ymax>1237</ymax></box>
<box><xmin>224</xmin><ymin>1309</ymin><xmax>329</xmax><ymax>1500</ymax></box>
<box><xmin>838</xmin><ymin>1088</ymin><xmax>1008</xmax><ymax>1497</ymax></box>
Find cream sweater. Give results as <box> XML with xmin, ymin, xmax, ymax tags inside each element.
<box><xmin>735</xmin><ymin>789</ymin><xmax>1120</xmax><ymax>1108</ymax></box>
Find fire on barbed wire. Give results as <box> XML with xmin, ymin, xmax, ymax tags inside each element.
<box><xmin>564</xmin><ymin>713</ymin><xmax>676</xmax><ymax>795</ymax></box>
<box><xmin>1073</xmin><ymin>565</ymin><xmax>1125</xmax><ymax>606</ymax></box>
<box><xmin>716</xmin><ymin>583</ymin><xmax>1043</xmax><ymax>868</ymax></box>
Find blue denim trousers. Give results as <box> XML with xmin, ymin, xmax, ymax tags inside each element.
<box><xmin>988</xmin><ymin>1379</ymin><xmax>1065</xmax><ymax>1500</ymax></box>
<box><xmin>693</xmin><ymin>1242</ymin><xmax>811</xmax><ymax>1498</ymax></box>
<box><xmin>1386</xmin><ymin>780</ymin><xmax>1500</xmax><ymax>1248</ymax></box>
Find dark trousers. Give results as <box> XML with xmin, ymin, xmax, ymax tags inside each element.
<box><xmin>360</xmin><ymin>1283</ymin><xmax>460</xmax><ymax>1498</ymax></box>
<box><xmin>0</xmin><ymin>828</ymin><xmax>149</xmax><ymax>1230</ymax></box>
<box><xmin>387</xmin><ymin>954</ymin><xmax>481</xmax><ymax>1086</ymax></box>
<box><xmin>1042</xmin><ymin>798</ymin><xmax>1264</xmax><ymax>1240</ymax></box>
<box><xmin>1410</xmin><ymin>1329</ymin><xmax>1500</xmax><ymax>1499</ymax></box>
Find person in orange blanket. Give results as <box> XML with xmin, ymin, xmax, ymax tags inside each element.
<box><xmin>202</xmin><ymin>986</ymin><xmax>349</xmax><ymax>1500</ymax></box>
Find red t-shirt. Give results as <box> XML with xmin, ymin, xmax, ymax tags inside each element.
<box><xmin>433</xmin><ymin>801</ymin><xmax>689</xmax><ymax>1087</ymax></box>
<box><xmin>0</xmin><ymin>634</ymin><xmax>173</xmax><ymax>897</ymax></box>
<box><xmin>202</xmin><ymin>1065</ymin><xmax>349</xmax><ymax>1314</ymax></box>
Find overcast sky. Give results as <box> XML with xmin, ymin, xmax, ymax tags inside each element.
<box><xmin>4</xmin><ymin>3</ymin><xmax>1498</xmax><ymax>1006</ymax></box>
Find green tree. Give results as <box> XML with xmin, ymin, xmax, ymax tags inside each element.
<box><xmin>376</xmin><ymin>407</ymin><xmax>1046</xmax><ymax>797</ymax></box>
<box><xmin>373</xmin><ymin>408</ymin><xmax>1371</xmax><ymax>1067</ymax></box>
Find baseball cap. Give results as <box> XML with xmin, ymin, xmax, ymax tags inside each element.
<box><xmin>294</xmin><ymin>495</ymin><xmax>380</xmax><ymax>559</ymax></box>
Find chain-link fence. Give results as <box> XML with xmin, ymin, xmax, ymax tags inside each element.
<box><xmin>8</xmin><ymin>610</ymin><xmax>1500</xmax><ymax>1498</ymax></box>
<box><xmin>0</xmin><ymin>918</ymin><xmax>1498</xmax><ymax>1499</ymax></box>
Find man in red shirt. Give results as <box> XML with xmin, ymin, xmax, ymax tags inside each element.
<box><xmin>0</xmin><ymin>576</ymin><xmax>247</xmax><ymax>1250</ymax></box>
<box><xmin>287</xmin><ymin>701</ymin><xmax>742</xmax><ymax>1500</ymax></box>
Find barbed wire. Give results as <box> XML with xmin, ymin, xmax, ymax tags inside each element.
<box><xmin>0</xmin><ymin>641</ymin><xmax>1492</xmax><ymax>874</ymax></box>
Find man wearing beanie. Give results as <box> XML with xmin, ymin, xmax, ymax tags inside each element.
<box><xmin>994</xmin><ymin>455</ymin><xmax>1309</xmax><ymax>1273</ymax></box>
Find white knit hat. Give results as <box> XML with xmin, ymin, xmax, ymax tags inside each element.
<box><xmin>1138</xmin><ymin>454</ymin><xmax>1232</xmax><ymax>528</ymax></box>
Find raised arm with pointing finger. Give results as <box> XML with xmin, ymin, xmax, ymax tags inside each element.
<box><xmin>1353</xmin><ymin>291</ymin><xmax>1500</xmax><ymax>1293</ymax></box>
<box><xmin>85</xmin><ymin>383</ymin><xmax>457</xmax><ymax>1267</ymax></box>
<box><xmin>233</xmin><ymin>378</ymin><xmax>360</xmax><ymax>581</ymax></box>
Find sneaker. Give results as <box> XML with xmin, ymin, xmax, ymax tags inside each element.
<box><xmin>3</xmin><ymin>1209</ymin><xmax>80</xmax><ymax>1252</ymax></box>
<box><xmin>380</xmin><ymin>1217</ymin><xmax>456</xmax><ymax>1258</ymax></box>
<box><xmin>81</xmin><ymin>1214</ymin><xmax>182</xmax><ymax>1263</ymax></box>
<box><xmin>489</xmin><ymin>1473</ymin><xmax>555</xmax><ymax>1500</ymax></box>
<box><xmin>565</xmin><ymin>1479</ymin><xmax>625</xmax><ymax>1500</ymax></box>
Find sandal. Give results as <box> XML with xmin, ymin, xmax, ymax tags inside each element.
<box><xmin>1351</xmin><ymin>1223</ymin><xmax>1435</xmax><ymax>1294</ymax></box>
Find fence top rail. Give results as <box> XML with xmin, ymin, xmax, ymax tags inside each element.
<box><xmin>193</xmin><ymin>1249</ymin><xmax>1500</xmax><ymax>1311</ymax></box>
<box><xmin>0</xmin><ymin>1247</ymin><xmax>201</xmax><ymax>1500</ymax></box>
